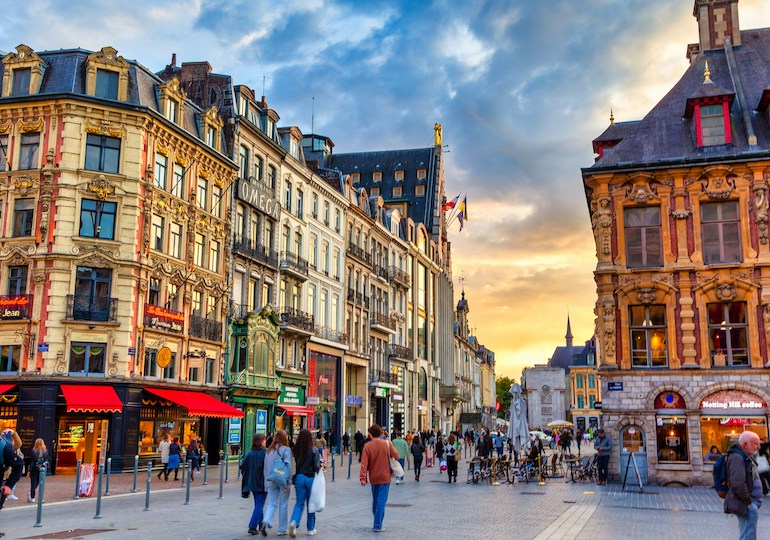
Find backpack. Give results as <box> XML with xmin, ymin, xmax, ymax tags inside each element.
<box><xmin>267</xmin><ymin>454</ymin><xmax>291</xmax><ymax>486</ymax></box>
<box><xmin>713</xmin><ymin>454</ymin><xmax>729</xmax><ymax>499</ymax></box>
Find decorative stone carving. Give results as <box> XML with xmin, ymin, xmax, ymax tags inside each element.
<box><xmin>625</xmin><ymin>181</ymin><xmax>658</xmax><ymax>204</ymax></box>
<box><xmin>652</xmin><ymin>273</ymin><xmax>675</xmax><ymax>288</ymax></box>
<box><xmin>702</xmin><ymin>176</ymin><xmax>735</xmax><ymax>199</ymax></box>
<box><xmin>0</xmin><ymin>243</ymin><xmax>36</xmax><ymax>258</ymax></box>
<box><xmin>32</xmin><ymin>272</ymin><xmax>45</xmax><ymax>284</ymax></box>
<box><xmin>754</xmin><ymin>186</ymin><xmax>769</xmax><ymax>245</ymax></box>
<box><xmin>671</xmin><ymin>208</ymin><xmax>691</xmax><ymax>220</ymax></box>
<box><xmin>156</xmin><ymin>140</ymin><xmax>170</xmax><ymax>156</ymax></box>
<box><xmin>618</xmin><ymin>275</ymin><xmax>640</xmax><ymax>288</ymax></box>
<box><xmin>85</xmin><ymin>119</ymin><xmax>126</xmax><ymax>138</ymax></box>
<box><xmin>0</xmin><ymin>120</ymin><xmax>11</xmax><ymax>133</ymax></box>
<box><xmin>199</xmin><ymin>169</ymin><xmax>210</xmax><ymax>180</ymax></box>
<box><xmin>636</xmin><ymin>288</ymin><xmax>656</xmax><ymax>304</ymax></box>
<box><xmin>19</xmin><ymin>118</ymin><xmax>44</xmax><ymax>133</ymax></box>
<box><xmin>592</xmin><ymin>197</ymin><xmax>613</xmax><ymax>257</ymax></box>
<box><xmin>14</xmin><ymin>175</ymin><xmax>35</xmax><ymax>195</ymax></box>
<box><xmin>86</xmin><ymin>175</ymin><xmax>115</xmax><ymax>200</ymax></box>
<box><xmin>55</xmin><ymin>349</ymin><xmax>66</xmax><ymax>373</ymax></box>
<box><xmin>715</xmin><ymin>283</ymin><xmax>737</xmax><ymax>301</ymax></box>
<box><xmin>108</xmin><ymin>353</ymin><xmax>119</xmax><ymax>376</ymax></box>
<box><xmin>601</xmin><ymin>295</ymin><xmax>616</xmax><ymax>360</ymax></box>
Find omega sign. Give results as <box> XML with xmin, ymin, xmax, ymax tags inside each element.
<box><xmin>237</xmin><ymin>178</ymin><xmax>281</xmax><ymax>219</ymax></box>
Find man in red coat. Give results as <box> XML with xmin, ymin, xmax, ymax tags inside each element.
<box><xmin>360</xmin><ymin>424</ymin><xmax>399</xmax><ymax>533</ymax></box>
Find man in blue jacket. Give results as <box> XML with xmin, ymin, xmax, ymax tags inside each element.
<box><xmin>724</xmin><ymin>431</ymin><xmax>762</xmax><ymax>540</ymax></box>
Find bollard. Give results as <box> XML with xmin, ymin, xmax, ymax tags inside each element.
<box><xmin>202</xmin><ymin>452</ymin><xmax>208</xmax><ymax>485</ymax></box>
<box><xmin>73</xmin><ymin>459</ymin><xmax>82</xmax><ymax>499</ymax></box>
<box><xmin>224</xmin><ymin>452</ymin><xmax>229</xmax><ymax>483</ymax></box>
<box><xmin>537</xmin><ymin>452</ymin><xmax>545</xmax><ymax>486</ymax></box>
<box><xmin>131</xmin><ymin>455</ymin><xmax>139</xmax><ymax>493</ymax></box>
<box><xmin>181</xmin><ymin>452</ymin><xmax>187</xmax><ymax>487</ymax></box>
<box><xmin>331</xmin><ymin>451</ymin><xmax>335</xmax><ymax>482</ymax></box>
<box><xmin>218</xmin><ymin>451</ymin><xmax>225</xmax><ymax>500</ymax></box>
<box><xmin>184</xmin><ymin>460</ymin><xmax>192</xmax><ymax>505</ymax></box>
<box><xmin>94</xmin><ymin>462</ymin><xmax>104</xmax><ymax>519</ymax></box>
<box><xmin>237</xmin><ymin>446</ymin><xmax>242</xmax><ymax>480</ymax></box>
<box><xmin>347</xmin><ymin>450</ymin><xmax>352</xmax><ymax>479</ymax></box>
<box><xmin>105</xmin><ymin>457</ymin><xmax>112</xmax><ymax>496</ymax></box>
<box><xmin>144</xmin><ymin>462</ymin><xmax>152</xmax><ymax>511</ymax></box>
<box><xmin>34</xmin><ymin>465</ymin><xmax>46</xmax><ymax>527</ymax></box>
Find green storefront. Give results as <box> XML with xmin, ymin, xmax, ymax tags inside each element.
<box><xmin>276</xmin><ymin>372</ymin><xmax>312</xmax><ymax>441</ymax></box>
<box><xmin>226</xmin><ymin>306</ymin><xmax>281</xmax><ymax>448</ymax></box>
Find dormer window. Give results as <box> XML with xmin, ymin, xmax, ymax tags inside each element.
<box><xmin>394</xmin><ymin>170</ymin><xmax>404</xmax><ymax>181</ymax></box>
<box><xmin>11</xmin><ymin>68</ymin><xmax>30</xmax><ymax>96</ymax></box>
<box><xmin>202</xmin><ymin>106</ymin><xmax>224</xmax><ymax>151</ymax></box>
<box><xmin>85</xmin><ymin>47</ymin><xmax>129</xmax><ymax>102</ymax></box>
<box><xmin>2</xmin><ymin>45</ymin><xmax>46</xmax><ymax>98</ymax></box>
<box><xmin>684</xmin><ymin>62</ymin><xmax>734</xmax><ymax>148</ymax></box>
<box><xmin>373</xmin><ymin>172</ymin><xmax>382</xmax><ymax>183</ymax></box>
<box><xmin>168</xmin><ymin>100</ymin><xmax>179</xmax><ymax>123</ymax></box>
<box><xmin>417</xmin><ymin>169</ymin><xmax>427</xmax><ymax>180</ymax></box>
<box><xmin>699</xmin><ymin>104</ymin><xmax>727</xmax><ymax>146</ymax></box>
<box><xmin>95</xmin><ymin>69</ymin><xmax>119</xmax><ymax>100</ymax></box>
<box><xmin>351</xmin><ymin>173</ymin><xmax>360</xmax><ymax>183</ymax></box>
<box><xmin>159</xmin><ymin>78</ymin><xmax>186</xmax><ymax>127</ymax></box>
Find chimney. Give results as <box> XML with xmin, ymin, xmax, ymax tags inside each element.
<box><xmin>180</xmin><ymin>61</ymin><xmax>213</xmax><ymax>85</ymax></box>
<box><xmin>693</xmin><ymin>0</ymin><xmax>741</xmax><ymax>53</ymax></box>
<box><xmin>171</xmin><ymin>53</ymin><xmax>176</xmax><ymax>67</ymax></box>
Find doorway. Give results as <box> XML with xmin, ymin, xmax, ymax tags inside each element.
<box><xmin>56</xmin><ymin>418</ymin><xmax>108</xmax><ymax>472</ymax></box>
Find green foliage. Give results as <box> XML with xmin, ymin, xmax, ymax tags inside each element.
<box><xmin>495</xmin><ymin>376</ymin><xmax>516</xmax><ymax>416</ymax></box>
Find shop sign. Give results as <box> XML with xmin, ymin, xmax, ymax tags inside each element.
<box><xmin>256</xmin><ymin>409</ymin><xmax>267</xmax><ymax>435</ymax></box>
<box><xmin>280</xmin><ymin>385</ymin><xmax>305</xmax><ymax>405</ymax></box>
<box><xmin>392</xmin><ymin>394</ymin><xmax>403</xmax><ymax>402</ymax></box>
<box><xmin>145</xmin><ymin>304</ymin><xmax>184</xmax><ymax>334</ymax></box>
<box><xmin>345</xmin><ymin>395</ymin><xmax>362</xmax><ymax>407</ymax></box>
<box><xmin>237</xmin><ymin>178</ymin><xmax>281</xmax><ymax>219</ymax></box>
<box><xmin>700</xmin><ymin>390</ymin><xmax>766</xmax><ymax>410</ymax></box>
<box><xmin>373</xmin><ymin>387</ymin><xmax>387</xmax><ymax>398</ymax></box>
<box><xmin>0</xmin><ymin>295</ymin><xmax>31</xmax><ymax>319</ymax></box>
<box><xmin>228</xmin><ymin>417</ymin><xmax>242</xmax><ymax>444</ymax></box>
<box><xmin>306</xmin><ymin>396</ymin><xmax>320</xmax><ymax>405</ymax></box>
<box><xmin>157</xmin><ymin>347</ymin><xmax>172</xmax><ymax>368</ymax></box>
<box><xmin>608</xmin><ymin>382</ymin><xmax>623</xmax><ymax>391</ymax></box>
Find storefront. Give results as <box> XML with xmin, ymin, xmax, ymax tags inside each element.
<box><xmin>231</xmin><ymin>388</ymin><xmax>278</xmax><ymax>447</ymax></box>
<box><xmin>309</xmin><ymin>349</ymin><xmax>341</xmax><ymax>448</ymax></box>
<box><xmin>0</xmin><ymin>384</ymin><xmax>18</xmax><ymax>432</ymax></box>
<box><xmin>277</xmin><ymin>382</ymin><xmax>313</xmax><ymax>441</ymax></box>
<box><xmin>700</xmin><ymin>389</ymin><xmax>768</xmax><ymax>457</ymax></box>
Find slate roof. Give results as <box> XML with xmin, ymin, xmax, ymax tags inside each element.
<box><xmin>327</xmin><ymin>147</ymin><xmax>439</xmax><ymax>229</ymax></box>
<box><xmin>587</xmin><ymin>27</ymin><xmax>770</xmax><ymax>171</ymax></box>
<box><xmin>547</xmin><ymin>346</ymin><xmax>575</xmax><ymax>370</ymax></box>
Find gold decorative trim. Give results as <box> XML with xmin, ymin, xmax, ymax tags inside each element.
<box><xmin>175</xmin><ymin>155</ymin><xmax>190</xmax><ymax>167</ymax></box>
<box><xmin>199</xmin><ymin>169</ymin><xmax>210</xmax><ymax>180</ymax></box>
<box><xmin>14</xmin><ymin>175</ymin><xmax>36</xmax><ymax>195</ymax></box>
<box><xmin>86</xmin><ymin>174</ymin><xmax>116</xmax><ymax>200</ymax></box>
<box><xmin>156</xmin><ymin>141</ymin><xmax>170</xmax><ymax>156</ymax></box>
<box><xmin>213</xmin><ymin>174</ymin><xmax>225</xmax><ymax>188</ymax></box>
<box><xmin>0</xmin><ymin>121</ymin><xmax>11</xmax><ymax>134</ymax></box>
<box><xmin>20</xmin><ymin>118</ymin><xmax>44</xmax><ymax>133</ymax></box>
<box><xmin>85</xmin><ymin>119</ymin><xmax>126</xmax><ymax>138</ymax></box>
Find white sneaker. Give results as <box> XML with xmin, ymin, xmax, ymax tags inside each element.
<box><xmin>308</xmin><ymin>531</ymin><xmax>317</xmax><ymax>536</ymax></box>
<box><xmin>7</xmin><ymin>494</ymin><xmax>18</xmax><ymax>501</ymax></box>
<box><xmin>288</xmin><ymin>521</ymin><xmax>296</xmax><ymax>538</ymax></box>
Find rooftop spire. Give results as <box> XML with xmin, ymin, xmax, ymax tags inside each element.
<box><xmin>565</xmin><ymin>314</ymin><xmax>573</xmax><ymax>349</ymax></box>
<box><xmin>703</xmin><ymin>60</ymin><xmax>712</xmax><ymax>84</ymax></box>
<box><xmin>609</xmin><ymin>109</ymin><xmax>614</xmax><ymax>125</ymax></box>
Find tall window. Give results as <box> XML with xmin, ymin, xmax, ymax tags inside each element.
<box><xmin>167</xmin><ymin>99</ymin><xmax>178</xmax><ymax>124</ymax></box>
<box><xmin>84</xmin><ymin>134</ymin><xmax>119</xmax><ymax>174</ymax></box>
<box><xmin>148</xmin><ymin>277</ymin><xmax>160</xmax><ymax>306</ymax></box>
<box><xmin>170</xmin><ymin>222</ymin><xmax>182</xmax><ymax>258</ymax></box>
<box><xmin>151</xmin><ymin>215</ymin><xmax>164</xmax><ymax>251</ymax></box>
<box><xmin>630</xmin><ymin>305</ymin><xmax>667</xmax><ymax>367</ymax></box>
<box><xmin>0</xmin><ymin>135</ymin><xmax>7</xmax><ymax>171</ymax></box>
<box><xmin>254</xmin><ymin>156</ymin><xmax>263</xmax><ymax>181</ymax></box>
<box><xmin>167</xmin><ymin>283</ymin><xmax>179</xmax><ymax>310</ymax></box>
<box><xmin>321</xmin><ymin>241</ymin><xmax>329</xmax><ymax>274</ymax></box>
<box><xmin>308</xmin><ymin>286</ymin><xmax>316</xmax><ymax>319</ymax></box>
<box><xmin>0</xmin><ymin>345</ymin><xmax>20</xmax><ymax>373</ymax></box>
<box><xmin>171</xmin><ymin>163</ymin><xmax>184</xmax><ymax>198</ymax></box>
<box><xmin>576</xmin><ymin>374</ymin><xmax>583</xmax><ymax>389</ymax></box>
<box><xmin>239</xmin><ymin>145</ymin><xmax>249</xmax><ymax>176</ymax></box>
<box><xmin>335</xmin><ymin>209</ymin><xmax>341</xmax><ymax>231</ymax></box>
<box><xmin>74</xmin><ymin>267</ymin><xmax>112</xmax><ymax>321</ymax></box>
<box><xmin>95</xmin><ymin>69</ymin><xmax>119</xmax><ymax>100</ymax></box>
<box><xmin>194</xmin><ymin>234</ymin><xmax>205</xmax><ymax>267</ymax></box>
<box><xmin>11</xmin><ymin>68</ymin><xmax>30</xmax><ymax>96</ymax></box>
<box><xmin>267</xmin><ymin>165</ymin><xmax>276</xmax><ymax>190</ymax></box>
<box><xmin>702</xmin><ymin>201</ymin><xmax>741</xmax><ymax>264</ymax></box>
<box><xmin>196</xmin><ymin>178</ymin><xmax>208</xmax><ymax>210</ymax></box>
<box><xmin>209</xmin><ymin>240</ymin><xmax>220</xmax><ymax>272</ymax></box>
<box><xmin>333</xmin><ymin>248</ymin><xmax>340</xmax><ymax>279</ymax></box>
<box><xmin>265</xmin><ymin>221</ymin><xmax>274</xmax><ymax>253</ymax></box>
<box><xmin>79</xmin><ymin>199</ymin><xmax>117</xmax><ymax>240</ymax></box>
<box><xmin>312</xmin><ymin>193</ymin><xmax>319</xmax><ymax>218</ymax></box>
<box><xmin>309</xmin><ymin>234</ymin><xmax>318</xmax><ymax>268</ymax></box>
<box><xmin>708</xmin><ymin>302</ymin><xmax>749</xmax><ymax>367</ymax></box>
<box><xmin>192</xmin><ymin>290</ymin><xmax>202</xmax><ymax>316</ymax></box>
<box><xmin>297</xmin><ymin>190</ymin><xmax>304</xmax><ymax>218</ymax></box>
<box><xmin>18</xmin><ymin>133</ymin><xmax>40</xmax><ymax>170</ymax></box>
<box><xmin>324</xmin><ymin>201</ymin><xmax>330</xmax><ymax>225</ymax></box>
<box><xmin>212</xmin><ymin>185</ymin><xmax>222</xmax><ymax>218</ymax></box>
<box><xmin>282</xmin><ymin>225</ymin><xmax>290</xmax><ymax>253</ymax></box>
<box><xmin>13</xmin><ymin>199</ymin><xmax>34</xmax><ymax>237</ymax></box>
<box><xmin>700</xmin><ymin>104</ymin><xmax>726</xmax><ymax>146</ymax></box>
<box><xmin>284</xmin><ymin>181</ymin><xmax>292</xmax><ymax>213</ymax></box>
<box><xmin>154</xmin><ymin>154</ymin><xmax>167</xmax><ymax>190</ymax></box>
<box><xmin>625</xmin><ymin>207</ymin><xmax>662</xmax><ymax>267</ymax></box>
<box><xmin>319</xmin><ymin>290</ymin><xmax>327</xmax><ymax>328</ymax></box>
<box><xmin>69</xmin><ymin>342</ymin><xmax>105</xmax><ymax>375</ymax></box>
<box><xmin>294</xmin><ymin>232</ymin><xmax>302</xmax><ymax>258</ymax></box>
<box><xmin>8</xmin><ymin>266</ymin><xmax>27</xmax><ymax>295</ymax></box>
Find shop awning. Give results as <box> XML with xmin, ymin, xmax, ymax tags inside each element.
<box><xmin>369</xmin><ymin>381</ymin><xmax>400</xmax><ymax>390</ymax></box>
<box><xmin>277</xmin><ymin>404</ymin><xmax>315</xmax><ymax>417</ymax></box>
<box><xmin>146</xmin><ymin>388</ymin><xmax>243</xmax><ymax>418</ymax></box>
<box><xmin>0</xmin><ymin>384</ymin><xmax>16</xmax><ymax>395</ymax></box>
<box><xmin>60</xmin><ymin>385</ymin><xmax>123</xmax><ymax>413</ymax></box>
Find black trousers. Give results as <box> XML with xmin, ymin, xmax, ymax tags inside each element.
<box><xmin>447</xmin><ymin>458</ymin><xmax>458</xmax><ymax>479</ymax></box>
<box><xmin>413</xmin><ymin>458</ymin><xmax>422</xmax><ymax>479</ymax></box>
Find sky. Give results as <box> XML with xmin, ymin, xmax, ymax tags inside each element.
<box><xmin>1</xmin><ymin>0</ymin><xmax>766</xmax><ymax>381</ymax></box>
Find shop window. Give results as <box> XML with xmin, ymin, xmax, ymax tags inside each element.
<box><xmin>708</xmin><ymin>302</ymin><xmax>748</xmax><ymax>367</ymax></box>
<box><xmin>656</xmin><ymin>416</ymin><xmax>688</xmax><ymax>463</ymax></box>
<box><xmin>700</xmin><ymin>416</ymin><xmax>767</xmax><ymax>458</ymax></box>
<box><xmin>84</xmin><ymin>134</ymin><xmax>120</xmax><ymax>174</ymax></box>
<box><xmin>629</xmin><ymin>305</ymin><xmax>667</xmax><ymax>367</ymax></box>
<box><xmin>12</xmin><ymin>199</ymin><xmax>34</xmax><ymax>237</ymax></box>
<box><xmin>79</xmin><ymin>199</ymin><xmax>117</xmax><ymax>240</ymax></box>
<box><xmin>701</xmin><ymin>201</ymin><xmax>741</xmax><ymax>264</ymax></box>
<box><xmin>95</xmin><ymin>69</ymin><xmax>119</xmax><ymax>100</ymax></box>
<box><xmin>69</xmin><ymin>342</ymin><xmax>105</xmax><ymax>375</ymax></box>
<box><xmin>625</xmin><ymin>207</ymin><xmax>662</xmax><ymax>267</ymax></box>
<box><xmin>0</xmin><ymin>344</ymin><xmax>21</xmax><ymax>373</ymax></box>
<box><xmin>8</xmin><ymin>265</ymin><xmax>28</xmax><ymax>295</ymax></box>
<box><xmin>154</xmin><ymin>153</ymin><xmax>167</xmax><ymax>190</ymax></box>
<box><xmin>18</xmin><ymin>133</ymin><xmax>40</xmax><ymax>170</ymax></box>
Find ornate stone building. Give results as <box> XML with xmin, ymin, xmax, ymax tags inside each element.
<box><xmin>583</xmin><ymin>0</ymin><xmax>770</xmax><ymax>485</ymax></box>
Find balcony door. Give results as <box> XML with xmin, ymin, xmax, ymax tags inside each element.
<box><xmin>74</xmin><ymin>267</ymin><xmax>112</xmax><ymax>321</ymax></box>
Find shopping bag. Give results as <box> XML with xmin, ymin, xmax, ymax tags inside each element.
<box><xmin>439</xmin><ymin>459</ymin><xmax>447</xmax><ymax>471</ymax></box>
<box><xmin>308</xmin><ymin>469</ymin><xmax>325</xmax><ymax>513</ymax></box>
<box><xmin>389</xmin><ymin>456</ymin><xmax>404</xmax><ymax>479</ymax></box>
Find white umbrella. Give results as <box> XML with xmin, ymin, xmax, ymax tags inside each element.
<box><xmin>506</xmin><ymin>384</ymin><xmax>530</xmax><ymax>454</ymax></box>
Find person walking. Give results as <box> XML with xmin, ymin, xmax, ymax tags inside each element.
<box><xmin>391</xmin><ymin>432</ymin><xmax>409</xmax><ymax>485</ymax></box>
<box><xmin>157</xmin><ymin>435</ymin><xmax>171</xmax><ymax>481</ymax></box>
<box><xmin>360</xmin><ymin>424</ymin><xmax>399</xmax><ymax>533</ymax></box>
<box><xmin>1</xmin><ymin>429</ymin><xmax>24</xmax><ymax>537</ymax></box>
<box><xmin>27</xmin><ymin>438</ymin><xmax>48</xmax><ymax>503</ymax></box>
<box><xmin>594</xmin><ymin>428</ymin><xmax>612</xmax><ymax>485</ymax></box>
<box><xmin>445</xmin><ymin>434</ymin><xmax>459</xmax><ymax>483</ymax></box>
<box><xmin>241</xmin><ymin>433</ymin><xmax>268</xmax><ymax>536</ymax></box>
<box><xmin>410</xmin><ymin>435</ymin><xmax>425</xmax><ymax>482</ymax></box>
<box><xmin>262</xmin><ymin>429</ymin><xmax>292</xmax><ymax>536</ymax></box>
<box><xmin>354</xmin><ymin>430</ymin><xmax>364</xmax><ymax>456</ymax></box>
<box><xmin>342</xmin><ymin>431</ymin><xmax>350</xmax><ymax>456</ymax></box>
<box><xmin>435</xmin><ymin>435</ymin><xmax>444</xmax><ymax>474</ymax></box>
<box><xmin>168</xmin><ymin>437</ymin><xmax>182</xmax><ymax>481</ymax></box>
<box><xmin>725</xmin><ymin>431</ymin><xmax>762</xmax><ymax>540</ymax></box>
<box><xmin>288</xmin><ymin>429</ymin><xmax>320</xmax><ymax>538</ymax></box>
<box><xmin>187</xmin><ymin>438</ymin><xmax>200</xmax><ymax>481</ymax></box>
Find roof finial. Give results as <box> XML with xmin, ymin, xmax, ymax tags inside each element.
<box><xmin>609</xmin><ymin>109</ymin><xmax>614</xmax><ymax>125</ymax></box>
<box><xmin>703</xmin><ymin>60</ymin><xmax>712</xmax><ymax>84</ymax></box>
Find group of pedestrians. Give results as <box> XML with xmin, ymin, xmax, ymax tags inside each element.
<box><xmin>156</xmin><ymin>434</ymin><xmax>203</xmax><ymax>482</ymax></box>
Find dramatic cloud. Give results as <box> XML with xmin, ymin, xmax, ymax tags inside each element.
<box><xmin>2</xmin><ymin>0</ymin><xmax>765</xmax><ymax>380</ymax></box>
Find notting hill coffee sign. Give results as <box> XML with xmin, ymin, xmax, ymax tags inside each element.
<box><xmin>700</xmin><ymin>390</ymin><xmax>766</xmax><ymax>410</ymax></box>
<box><xmin>237</xmin><ymin>178</ymin><xmax>280</xmax><ymax>219</ymax></box>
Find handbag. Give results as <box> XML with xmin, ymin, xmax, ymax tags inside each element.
<box><xmin>756</xmin><ymin>455</ymin><xmax>770</xmax><ymax>474</ymax></box>
<box><xmin>308</xmin><ymin>469</ymin><xmax>325</xmax><ymax>513</ymax></box>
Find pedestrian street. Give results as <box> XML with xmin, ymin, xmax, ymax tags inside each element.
<box><xmin>1</xmin><ymin>454</ymin><xmax>767</xmax><ymax>540</ymax></box>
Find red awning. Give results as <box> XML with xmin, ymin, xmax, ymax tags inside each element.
<box><xmin>60</xmin><ymin>385</ymin><xmax>123</xmax><ymax>413</ymax></box>
<box><xmin>277</xmin><ymin>405</ymin><xmax>315</xmax><ymax>417</ymax></box>
<box><xmin>0</xmin><ymin>384</ymin><xmax>16</xmax><ymax>395</ymax></box>
<box><xmin>146</xmin><ymin>388</ymin><xmax>243</xmax><ymax>418</ymax></box>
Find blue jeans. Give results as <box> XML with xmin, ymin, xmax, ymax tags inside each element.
<box><xmin>265</xmin><ymin>483</ymin><xmax>290</xmax><ymax>532</ymax></box>
<box><xmin>371</xmin><ymin>483</ymin><xmax>390</xmax><ymax>531</ymax></box>
<box><xmin>737</xmin><ymin>502</ymin><xmax>758</xmax><ymax>540</ymax></box>
<box><xmin>249</xmin><ymin>491</ymin><xmax>267</xmax><ymax>530</ymax></box>
<box><xmin>397</xmin><ymin>458</ymin><xmax>405</xmax><ymax>482</ymax></box>
<box><xmin>290</xmin><ymin>474</ymin><xmax>316</xmax><ymax>531</ymax></box>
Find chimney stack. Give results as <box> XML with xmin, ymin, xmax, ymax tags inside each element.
<box><xmin>694</xmin><ymin>0</ymin><xmax>741</xmax><ymax>53</ymax></box>
<box><xmin>171</xmin><ymin>53</ymin><xmax>176</xmax><ymax>66</ymax></box>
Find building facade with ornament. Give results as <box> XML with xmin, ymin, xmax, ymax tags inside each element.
<box><xmin>583</xmin><ymin>0</ymin><xmax>770</xmax><ymax>485</ymax></box>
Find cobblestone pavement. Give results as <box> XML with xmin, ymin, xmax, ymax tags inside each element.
<box><xmin>1</xmin><ymin>454</ymin><xmax>767</xmax><ymax>540</ymax></box>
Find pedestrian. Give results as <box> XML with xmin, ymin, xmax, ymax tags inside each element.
<box><xmin>1</xmin><ymin>429</ymin><xmax>24</xmax><ymax>536</ymax></box>
<box><xmin>1</xmin><ymin>430</ymin><xmax>23</xmax><ymax>501</ymax></box>
<box><xmin>410</xmin><ymin>435</ymin><xmax>425</xmax><ymax>482</ymax></box>
<box><xmin>494</xmin><ymin>432</ymin><xmax>504</xmax><ymax>458</ymax></box>
<box><xmin>289</xmin><ymin>429</ymin><xmax>320</xmax><ymax>538</ymax></box>
<box><xmin>168</xmin><ymin>437</ymin><xmax>182</xmax><ymax>481</ymax></box>
<box><xmin>576</xmin><ymin>428</ymin><xmax>584</xmax><ymax>452</ymax></box>
<box><xmin>435</xmin><ymin>435</ymin><xmax>444</xmax><ymax>474</ymax></box>
<box><xmin>391</xmin><ymin>431</ymin><xmax>409</xmax><ymax>485</ymax></box>
<box><xmin>445</xmin><ymin>434</ymin><xmax>459</xmax><ymax>483</ymax></box>
<box><xmin>354</xmin><ymin>429</ymin><xmax>364</xmax><ymax>455</ymax></box>
<box><xmin>359</xmin><ymin>424</ymin><xmax>399</xmax><ymax>533</ymax></box>
<box><xmin>594</xmin><ymin>428</ymin><xmax>611</xmax><ymax>485</ymax></box>
<box><xmin>724</xmin><ymin>431</ymin><xmax>762</xmax><ymax>540</ymax></box>
<box><xmin>157</xmin><ymin>434</ymin><xmax>171</xmax><ymax>481</ymax></box>
<box><xmin>27</xmin><ymin>438</ymin><xmax>48</xmax><ymax>503</ymax></box>
<box><xmin>342</xmin><ymin>431</ymin><xmax>350</xmax><ymax>456</ymax></box>
<box><xmin>241</xmin><ymin>433</ymin><xmax>268</xmax><ymax>536</ymax></box>
<box><xmin>187</xmin><ymin>437</ymin><xmax>200</xmax><ymax>481</ymax></box>
<box><xmin>262</xmin><ymin>429</ymin><xmax>292</xmax><ymax>536</ymax></box>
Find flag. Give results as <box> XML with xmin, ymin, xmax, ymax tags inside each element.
<box><xmin>456</xmin><ymin>197</ymin><xmax>467</xmax><ymax>231</ymax></box>
<box><xmin>442</xmin><ymin>194</ymin><xmax>460</xmax><ymax>211</ymax></box>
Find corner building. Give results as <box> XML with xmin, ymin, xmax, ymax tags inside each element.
<box><xmin>583</xmin><ymin>0</ymin><xmax>770</xmax><ymax>485</ymax></box>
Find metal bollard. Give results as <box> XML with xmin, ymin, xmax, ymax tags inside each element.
<box><xmin>144</xmin><ymin>462</ymin><xmax>152</xmax><ymax>511</ymax></box>
<box><xmin>94</xmin><ymin>462</ymin><xmax>104</xmax><ymax>519</ymax></box>
<box><xmin>184</xmin><ymin>460</ymin><xmax>192</xmax><ymax>505</ymax></box>
<box><xmin>131</xmin><ymin>455</ymin><xmax>139</xmax><ymax>493</ymax></box>
<box><xmin>331</xmin><ymin>452</ymin><xmax>335</xmax><ymax>482</ymax></box>
<box><xmin>105</xmin><ymin>457</ymin><xmax>112</xmax><ymax>496</ymax></box>
<box><xmin>225</xmin><ymin>452</ymin><xmax>229</xmax><ymax>483</ymax></box>
<box><xmin>73</xmin><ymin>459</ymin><xmax>82</xmax><ymax>499</ymax></box>
<box><xmin>202</xmin><ymin>452</ymin><xmax>208</xmax><ymax>485</ymax></box>
<box><xmin>347</xmin><ymin>450</ymin><xmax>352</xmax><ymax>479</ymax></box>
<box><xmin>237</xmin><ymin>446</ymin><xmax>242</xmax><ymax>480</ymax></box>
<box><xmin>181</xmin><ymin>452</ymin><xmax>187</xmax><ymax>487</ymax></box>
<box><xmin>34</xmin><ymin>465</ymin><xmax>46</xmax><ymax>527</ymax></box>
<box><xmin>218</xmin><ymin>451</ymin><xmax>225</xmax><ymax>499</ymax></box>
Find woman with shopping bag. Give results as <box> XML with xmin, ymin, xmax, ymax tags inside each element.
<box><xmin>288</xmin><ymin>429</ymin><xmax>321</xmax><ymax>538</ymax></box>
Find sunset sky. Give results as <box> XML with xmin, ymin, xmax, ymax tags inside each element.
<box><xmin>1</xmin><ymin>0</ymin><xmax>765</xmax><ymax>381</ymax></box>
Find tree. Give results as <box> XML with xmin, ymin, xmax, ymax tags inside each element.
<box><xmin>495</xmin><ymin>376</ymin><xmax>516</xmax><ymax>419</ymax></box>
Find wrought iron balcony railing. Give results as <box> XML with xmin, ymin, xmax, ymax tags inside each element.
<box><xmin>347</xmin><ymin>243</ymin><xmax>372</xmax><ymax>266</ymax></box>
<box><xmin>388</xmin><ymin>266</ymin><xmax>410</xmax><ymax>287</ymax></box>
<box><xmin>233</xmin><ymin>238</ymin><xmax>279</xmax><ymax>267</ymax></box>
<box><xmin>279</xmin><ymin>251</ymin><xmax>309</xmax><ymax>277</ymax></box>
<box><xmin>67</xmin><ymin>294</ymin><xmax>118</xmax><ymax>322</ymax></box>
<box><xmin>314</xmin><ymin>325</ymin><xmax>348</xmax><ymax>345</ymax></box>
<box><xmin>370</xmin><ymin>312</ymin><xmax>396</xmax><ymax>331</ymax></box>
<box><xmin>388</xmin><ymin>343</ymin><xmax>412</xmax><ymax>360</ymax></box>
<box><xmin>278</xmin><ymin>307</ymin><xmax>314</xmax><ymax>332</ymax></box>
<box><xmin>189</xmin><ymin>314</ymin><xmax>223</xmax><ymax>342</ymax></box>
<box><xmin>369</xmin><ymin>369</ymin><xmax>398</xmax><ymax>386</ymax></box>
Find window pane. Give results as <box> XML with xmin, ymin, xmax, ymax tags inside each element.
<box><xmin>12</xmin><ymin>68</ymin><xmax>30</xmax><ymax>96</ymax></box>
<box><xmin>701</xmin><ymin>223</ymin><xmax>722</xmax><ymax>264</ymax></box>
<box><xmin>19</xmin><ymin>133</ymin><xmax>39</xmax><ymax>170</ymax></box>
<box><xmin>630</xmin><ymin>306</ymin><xmax>646</xmax><ymax>326</ymax></box>
<box><xmin>707</xmin><ymin>303</ymin><xmax>724</xmax><ymax>325</ymax></box>
<box><xmin>95</xmin><ymin>69</ymin><xmax>119</xmax><ymax>100</ymax></box>
<box><xmin>625</xmin><ymin>228</ymin><xmax>643</xmax><ymax>267</ymax></box>
<box><xmin>648</xmin><ymin>305</ymin><xmax>666</xmax><ymax>325</ymax></box>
